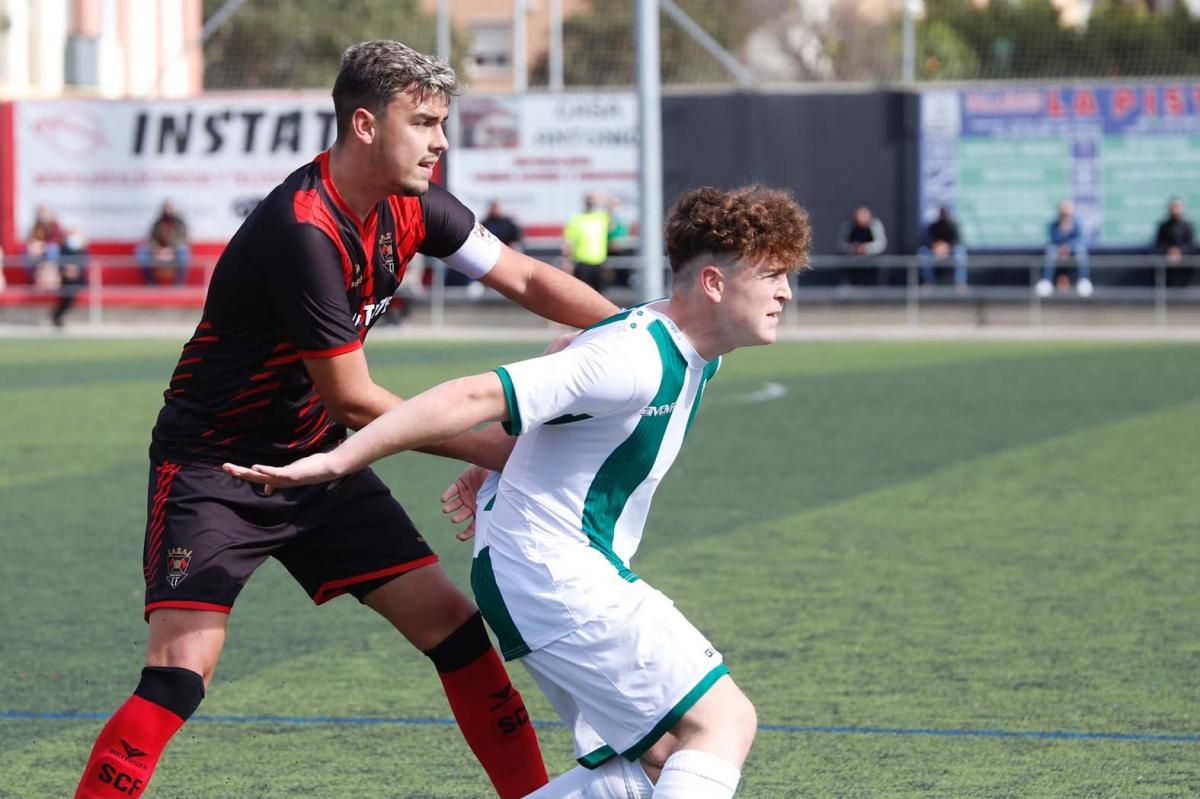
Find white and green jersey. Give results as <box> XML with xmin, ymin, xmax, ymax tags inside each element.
<box><xmin>471</xmin><ymin>303</ymin><xmax>720</xmax><ymax>659</ymax></box>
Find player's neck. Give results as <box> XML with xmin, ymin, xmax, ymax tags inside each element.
<box><xmin>660</xmin><ymin>297</ymin><xmax>726</xmax><ymax>362</ymax></box>
<box><xmin>327</xmin><ymin>145</ymin><xmax>383</xmax><ymax>222</ymax></box>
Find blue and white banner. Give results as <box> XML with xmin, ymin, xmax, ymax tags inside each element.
<box><xmin>919</xmin><ymin>84</ymin><xmax>1200</xmax><ymax>248</ymax></box>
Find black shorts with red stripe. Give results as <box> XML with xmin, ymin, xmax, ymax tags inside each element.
<box><xmin>142</xmin><ymin>456</ymin><xmax>436</xmax><ymax>619</ymax></box>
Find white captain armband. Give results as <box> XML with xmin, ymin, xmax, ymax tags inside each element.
<box><xmin>443</xmin><ymin>221</ymin><xmax>503</xmax><ymax>279</ymax></box>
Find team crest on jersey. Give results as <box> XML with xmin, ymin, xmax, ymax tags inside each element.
<box><xmin>379</xmin><ymin>232</ymin><xmax>396</xmax><ymax>275</ymax></box>
<box><xmin>165</xmin><ymin>547</ymin><xmax>193</xmax><ymax>588</ymax></box>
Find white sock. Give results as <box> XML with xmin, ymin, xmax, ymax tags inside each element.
<box><xmin>651</xmin><ymin>749</ymin><xmax>741</xmax><ymax>799</ymax></box>
<box><xmin>522</xmin><ymin>757</ymin><xmax>654</xmax><ymax>799</ymax></box>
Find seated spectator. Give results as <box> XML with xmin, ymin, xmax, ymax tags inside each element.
<box><xmin>836</xmin><ymin>205</ymin><xmax>887</xmax><ymax>286</ymax></box>
<box><xmin>25</xmin><ymin>205</ymin><xmax>65</xmax><ymax>281</ymax></box>
<box><xmin>51</xmin><ymin>229</ymin><xmax>89</xmax><ymax>327</ymax></box>
<box><xmin>917</xmin><ymin>206</ymin><xmax>969</xmax><ymax>290</ymax></box>
<box><xmin>137</xmin><ymin>200</ymin><xmax>190</xmax><ymax>286</ymax></box>
<box><xmin>1155</xmin><ymin>197</ymin><xmax>1196</xmax><ymax>288</ymax></box>
<box><xmin>1038</xmin><ymin>200</ymin><xmax>1092</xmax><ymax>298</ymax></box>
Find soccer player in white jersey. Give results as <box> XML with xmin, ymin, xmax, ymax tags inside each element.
<box><xmin>224</xmin><ymin>185</ymin><xmax>812</xmax><ymax>799</ymax></box>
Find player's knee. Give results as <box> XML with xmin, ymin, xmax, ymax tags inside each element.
<box><xmin>708</xmin><ymin>681</ymin><xmax>758</xmax><ymax>749</ymax></box>
<box><xmin>144</xmin><ymin>649</ymin><xmax>219</xmax><ymax>688</ymax></box>
<box><xmin>675</xmin><ymin>678</ymin><xmax>756</xmax><ymax>747</ymax></box>
<box><xmin>367</xmin><ymin>565</ymin><xmax>479</xmax><ymax>650</ymax></box>
<box><xmin>729</xmin><ymin>689</ymin><xmax>758</xmax><ymax>748</ymax></box>
<box><xmin>640</xmin><ymin>733</ymin><xmax>675</xmax><ymax>773</ymax></box>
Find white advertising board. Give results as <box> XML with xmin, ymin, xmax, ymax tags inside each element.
<box><xmin>13</xmin><ymin>91</ymin><xmax>641</xmax><ymax>246</ymax></box>
<box><xmin>448</xmin><ymin>92</ymin><xmax>640</xmax><ymax>239</ymax></box>
<box><xmin>13</xmin><ymin>93</ymin><xmax>336</xmax><ymax>242</ymax></box>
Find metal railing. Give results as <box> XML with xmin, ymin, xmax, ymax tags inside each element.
<box><xmin>0</xmin><ymin>254</ymin><xmax>214</xmax><ymax>327</ymax></box>
<box><xmin>795</xmin><ymin>254</ymin><xmax>1200</xmax><ymax>327</ymax></box>
<box><xmin>415</xmin><ymin>253</ymin><xmax>1200</xmax><ymax>327</ymax></box>
<box><xmin>4</xmin><ymin>251</ymin><xmax>1197</xmax><ymax>329</ymax></box>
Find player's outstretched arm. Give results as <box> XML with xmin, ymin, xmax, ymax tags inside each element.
<box><xmin>482</xmin><ymin>244</ymin><xmax>618</xmax><ymax>329</ymax></box>
<box><xmin>223</xmin><ymin>372</ymin><xmax>508</xmax><ymax>488</ymax></box>
<box><xmin>435</xmin><ymin>329</ymin><xmax>579</xmax><ymax>538</ymax></box>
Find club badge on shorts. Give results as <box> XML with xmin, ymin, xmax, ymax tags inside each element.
<box><xmin>165</xmin><ymin>547</ymin><xmax>193</xmax><ymax>588</ymax></box>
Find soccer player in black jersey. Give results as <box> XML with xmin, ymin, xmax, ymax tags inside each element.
<box><xmin>74</xmin><ymin>41</ymin><xmax>617</xmax><ymax>799</ymax></box>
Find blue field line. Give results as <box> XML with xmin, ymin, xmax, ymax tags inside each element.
<box><xmin>2</xmin><ymin>710</ymin><xmax>1196</xmax><ymax>743</ymax></box>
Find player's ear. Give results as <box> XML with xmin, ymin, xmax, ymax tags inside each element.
<box><xmin>351</xmin><ymin>107</ymin><xmax>377</xmax><ymax>144</ymax></box>
<box><xmin>699</xmin><ymin>263</ymin><xmax>725</xmax><ymax>303</ymax></box>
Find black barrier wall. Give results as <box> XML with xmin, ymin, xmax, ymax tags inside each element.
<box><xmin>662</xmin><ymin>90</ymin><xmax>920</xmax><ymax>256</ymax></box>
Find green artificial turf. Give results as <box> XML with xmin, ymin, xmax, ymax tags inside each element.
<box><xmin>1</xmin><ymin>337</ymin><xmax>1196</xmax><ymax>798</ymax></box>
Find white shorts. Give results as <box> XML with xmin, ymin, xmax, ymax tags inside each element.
<box><xmin>518</xmin><ymin>586</ymin><xmax>728</xmax><ymax>765</ymax></box>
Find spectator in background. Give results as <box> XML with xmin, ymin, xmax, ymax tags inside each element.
<box><xmin>917</xmin><ymin>206</ymin><xmax>969</xmax><ymax>290</ymax></box>
<box><xmin>837</xmin><ymin>205</ymin><xmax>888</xmax><ymax>257</ymax></box>
<box><xmin>605</xmin><ymin>195</ymin><xmax>634</xmax><ymax>287</ymax></box>
<box><xmin>481</xmin><ymin>200</ymin><xmax>524</xmax><ymax>252</ymax></box>
<box><xmin>51</xmin><ymin>229</ymin><xmax>89</xmax><ymax>328</ymax></box>
<box><xmin>456</xmin><ymin>201</ymin><xmax>524</xmax><ymax>299</ymax></box>
<box><xmin>0</xmin><ymin>245</ymin><xmax>5</xmax><ymax>292</ymax></box>
<box><xmin>137</xmin><ymin>200</ymin><xmax>191</xmax><ymax>286</ymax></box>
<box><xmin>443</xmin><ymin>201</ymin><xmax>519</xmax><ymax>299</ymax></box>
<box><xmin>1155</xmin><ymin>197</ymin><xmax>1195</xmax><ymax>288</ymax></box>
<box><xmin>835</xmin><ymin>205</ymin><xmax>887</xmax><ymax>286</ymax></box>
<box><xmin>1038</xmin><ymin>200</ymin><xmax>1092</xmax><ymax>298</ymax></box>
<box><xmin>25</xmin><ymin>205</ymin><xmax>65</xmax><ymax>281</ymax></box>
<box><xmin>561</xmin><ymin>192</ymin><xmax>611</xmax><ymax>292</ymax></box>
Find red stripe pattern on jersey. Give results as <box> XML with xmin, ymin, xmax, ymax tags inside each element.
<box><xmin>293</xmin><ymin>188</ymin><xmax>355</xmax><ymax>286</ymax></box>
<box><xmin>149</xmin><ymin>154</ymin><xmax>456</xmax><ymax>468</ymax></box>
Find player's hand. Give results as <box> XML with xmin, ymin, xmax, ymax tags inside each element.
<box><xmin>543</xmin><ymin>330</ymin><xmax>580</xmax><ymax>355</ymax></box>
<box><xmin>440</xmin><ymin>464</ymin><xmax>491</xmax><ymax>542</ymax></box>
<box><xmin>222</xmin><ymin>453</ymin><xmax>341</xmax><ymax>490</ymax></box>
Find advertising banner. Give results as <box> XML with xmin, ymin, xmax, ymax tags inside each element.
<box><xmin>448</xmin><ymin>92</ymin><xmax>640</xmax><ymax>241</ymax></box>
<box><xmin>12</xmin><ymin>93</ymin><xmax>337</xmax><ymax>244</ymax></box>
<box><xmin>920</xmin><ymin>84</ymin><xmax>1200</xmax><ymax>248</ymax></box>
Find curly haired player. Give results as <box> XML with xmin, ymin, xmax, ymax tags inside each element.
<box><xmin>225</xmin><ymin>185</ymin><xmax>811</xmax><ymax>799</ymax></box>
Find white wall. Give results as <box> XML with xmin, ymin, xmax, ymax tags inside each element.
<box><xmin>0</xmin><ymin>0</ymin><xmax>197</xmax><ymax>98</ymax></box>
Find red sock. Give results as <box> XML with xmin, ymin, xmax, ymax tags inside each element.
<box><xmin>438</xmin><ymin>647</ymin><xmax>549</xmax><ymax>798</ymax></box>
<box><xmin>74</xmin><ymin>695</ymin><xmax>184</xmax><ymax>799</ymax></box>
<box><xmin>75</xmin><ymin>667</ymin><xmax>204</xmax><ymax>799</ymax></box>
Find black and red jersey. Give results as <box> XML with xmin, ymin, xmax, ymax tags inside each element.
<box><xmin>150</xmin><ymin>150</ymin><xmax>476</xmax><ymax>467</ymax></box>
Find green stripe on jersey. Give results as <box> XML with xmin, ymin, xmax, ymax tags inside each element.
<box><xmin>470</xmin><ymin>547</ymin><xmax>531</xmax><ymax>661</ymax></box>
<box><xmin>494</xmin><ymin>367</ymin><xmax>522</xmax><ymax>435</ymax></box>
<box><xmin>584</xmin><ymin>309</ymin><xmax>631</xmax><ymax>332</ymax></box>
<box><xmin>580</xmin><ymin>320</ymin><xmax>686</xmax><ymax>580</ymax></box>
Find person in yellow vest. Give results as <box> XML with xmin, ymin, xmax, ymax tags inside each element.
<box><xmin>561</xmin><ymin>192</ymin><xmax>613</xmax><ymax>292</ymax></box>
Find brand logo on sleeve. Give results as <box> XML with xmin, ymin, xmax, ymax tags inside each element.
<box><xmin>640</xmin><ymin>402</ymin><xmax>676</xmax><ymax>417</ymax></box>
